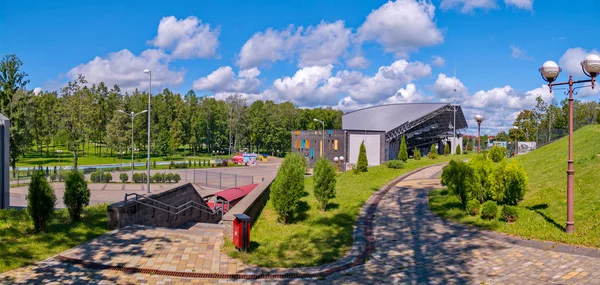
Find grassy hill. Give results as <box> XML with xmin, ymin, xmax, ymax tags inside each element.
<box><xmin>429</xmin><ymin>125</ymin><xmax>600</xmax><ymax>248</ymax></box>
<box><xmin>514</xmin><ymin>124</ymin><xmax>600</xmax><ymax>247</ymax></box>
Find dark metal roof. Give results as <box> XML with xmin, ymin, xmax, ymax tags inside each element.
<box><xmin>342</xmin><ymin>103</ymin><xmax>450</xmax><ymax>132</ymax></box>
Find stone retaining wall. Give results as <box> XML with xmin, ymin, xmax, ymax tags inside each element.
<box><xmin>107</xmin><ymin>183</ymin><xmax>220</xmax><ymax>230</ymax></box>
<box><xmin>222</xmin><ymin>175</ymin><xmax>276</xmax><ymax>238</ymax></box>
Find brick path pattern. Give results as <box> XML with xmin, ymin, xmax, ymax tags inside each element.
<box><xmin>3</xmin><ymin>164</ymin><xmax>600</xmax><ymax>284</ymax></box>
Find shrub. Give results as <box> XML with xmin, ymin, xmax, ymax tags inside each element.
<box><xmin>398</xmin><ymin>136</ymin><xmax>408</xmax><ymax>162</ymax></box>
<box><xmin>132</xmin><ymin>173</ymin><xmax>147</xmax><ymax>183</ymax></box>
<box><xmin>173</xmin><ymin>162</ymin><xmax>188</xmax><ymax>169</ymax></box>
<box><xmin>120</xmin><ymin>173</ymin><xmax>129</xmax><ymax>183</ymax></box>
<box><xmin>414</xmin><ymin>147</ymin><xmax>421</xmax><ymax>160</ymax></box>
<box><xmin>271</xmin><ymin>152</ymin><xmax>305</xmax><ymax>223</ymax></box>
<box><xmin>90</xmin><ymin>171</ymin><xmax>101</xmax><ymax>183</ymax></box>
<box><xmin>489</xmin><ymin>145</ymin><xmax>507</xmax><ymax>162</ymax></box>
<box><xmin>313</xmin><ymin>158</ymin><xmax>336</xmax><ymax>211</ymax></box>
<box><xmin>466</xmin><ymin>199</ymin><xmax>480</xmax><ymax>216</ymax></box>
<box><xmin>481</xmin><ymin>201</ymin><xmax>498</xmax><ymax>220</ymax></box>
<box><xmin>152</xmin><ymin>173</ymin><xmax>164</xmax><ymax>183</ymax></box>
<box><xmin>469</xmin><ymin>156</ymin><xmax>497</xmax><ymax>202</ymax></box>
<box><xmin>173</xmin><ymin>173</ymin><xmax>181</xmax><ymax>183</ymax></box>
<box><xmin>221</xmin><ymin>160</ymin><xmax>228</xmax><ymax>167</ymax></box>
<box><xmin>27</xmin><ymin>171</ymin><xmax>56</xmax><ymax>233</ymax></box>
<box><xmin>227</xmin><ymin>161</ymin><xmax>235</xmax><ymax>167</ymax></box>
<box><xmin>441</xmin><ymin>160</ymin><xmax>475</xmax><ymax>208</ymax></box>
<box><xmin>501</xmin><ymin>205</ymin><xmax>519</xmax><ymax>223</ymax></box>
<box><xmin>166</xmin><ymin>173</ymin><xmax>175</xmax><ymax>183</ymax></box>
<box><xmin>50</xmin><ymin>172</ymin><xmax>57</xmax><ymax>182</ymax></box>
<box><xmin>63</xmin><ymin>170</ymin><xmax>90</xmax><ymax>222</ymax></box>
<box><xmin>455</xmin><ymin>145</ymin><xmax>461</xmax><ymax>155</ymax></box>
<box><xmin>152</xmin><ymin>160</ymin><xmax>157</xmax><ymax>168</ymax></box>
<box><xmin>357</xmin><ymin>141</ymin><xmax>368</xmax><ymax>172</ymax></box>
<box><xmin>428</xmin><ymin>144</ymin><xmax>438</xmax><ymax>159</ymax></box>
<box><xmin>444</xmin><ymin>144</ymin><xmax>450</xmax><ymax>156</ymax></box>
<box><xmin>385</xmin><ymin>160</ymin><xmax>404</xmax><ymax>169</ymax></box>
<box><xmin>498</xmin><ymin>161</ymin><xmax>528</xmax><ymax>205</ymax></box>
<box><xmin>103</xmin><ymin>172</ymin><xmax>112</xmax><ymax>183</ymax></box>
<box><xmin>188</xmin><ymin>159</ymin><xmax>192</xmax><ymax>167</ymax></box>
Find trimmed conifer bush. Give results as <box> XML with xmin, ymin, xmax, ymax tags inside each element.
<box><xmin>414</xmin><ymin>147</ymin><xmax>421</xmax><ymax>160</ymax></box>
<box><xmin>27</xmin><ymin>171</ymin><xmax>56</xmax><ymax>232</ymax></box>
<box><xmin>444</xmin><ymin>144</ymin><xmax>450</xmax><ymax>156</ymax></box>
<box><xmin>357</xmin><ymin>141</ymin><xmax>368</xmax><ymax>172</ymax></box>
<box><xmin>489</xmin><ymin>145</ymin><xmax>508</xmax><ymax>162</ymax></box>
<box><xmin>428</xmin><ymin>144</ymin><xmax>438</xmax><ymax>159</ymax></box>
<box><xmin>385</xmin><ymin>160</ymin><xmax>404</xmax><ymax>169</ymax></box>
<box><xmin>64</xmin><ymin>170</ymin><xmax>90</xmax><ymax>222</ymax></box>
<box><xmin>271</xmin><ymin>152</ymin><xmax>305</xmax><ymax>223</ymax></box>
<box><xmin>398</xmin><ymin>136</ymin><xmax>408</xmax><ymax>162</ymax></box>
<box><xmin>481</xmin><ymin>201</ymin><xmax>498</xmax><ymax>220</ymax></box>
<box><xmin>501</xmin><ymin>205</ymin><xmax>519</xmax><ymax>223</ymax></box>
<box><xmin>120</xmin><ymin>172</ymin><xmax>129</xmax><ymax>183</ymax></box>
<box><xmin>455</xmin><ymin>144</ymin><xmax>462</xmax><ymax>155</ymax></box>
<box><xmin>466</xmin><ymin>199</ymin><xmax>480</xmax><ymax>216</ymax></box>
<box><xmin>313</xmin><ymin>158</ymin><xmax>337</xmax><ymax>211</ymax></box>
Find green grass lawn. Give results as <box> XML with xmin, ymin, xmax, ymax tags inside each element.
<box><xmin>429</xmin><ymin>125</ymin><xmax>600</xmax><ymax>248</ymax></box>
<box><xmin>0</xmin><ymin>205</ymin><xmax>108</xmax><ymax>273</ymax></box>
<box><xmin>224</xmin><ymin>153</ymin><xmax>475</xmax><ymax>268</ymax></box>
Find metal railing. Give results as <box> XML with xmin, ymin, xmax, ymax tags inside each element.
<box><xmin>124</xmin><ymin>192</ymin><xmax>223</xmax><ymax>218</ymax></box>
<box><xmin>192</xmin><ymin>170</ymin><xmax>254</xmax><ymax>189</ymax></box>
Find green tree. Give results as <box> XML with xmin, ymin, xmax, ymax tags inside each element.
<box><xmin>106</xmin><ymin>111</ymin><xmax>130</xmax><ymax>156</ymax></box>
<box><xmin>313</xmin><ymin>158</ymin><xmax>336</xmax><ymax>211</ymax></box>
<box><xmin>428</xmin><ymin>144</ymin><xmax>438</xmax><ymax>159</ymax></box>
<box><xmin>27</xmin><ymin>171</ymin><xmax>56</xmax><ymax>232</ymax></box>
<box><xmin>169</xmin><ymin>119</ymin><xmax>183</xmax><ymax>155</ymax></box>
<box><xmin>455</xmin><ymin>144</ymin><xmax>461</xmax><ymax>155</ymax></box>
<box><xmin>414</xmin><ymin>147</ymin><xmax>421</xmax><ymax>160</ymax></box>
<box><xmin>444</xmin><ymin>143</ymin><xmax>450</xmax><ymax>156</ymax></box>
<box><xmin>64</xmin><ymin>170</ymin><xmax>90</xmax><ymax>222</ymax></box>
<box><xmin>271</xmin><ymin>152</ymin><xmax>305</xmax><ymax>223</ymax></box>
<box><xmin>398</xmin><ymin>136</ymin><xmax>408</xmax><ymax>162</ymax></box>
<box><xmin>467</xmin><ymin>140</ymin><xmax>474</xmax><ymax>151</ymax></box>
<box><xmin>357</xmin><ymin>141</ymin><xmax>368</xmax><ymax>172</ymax></box>
<box><xmin>441</xmin><ymin>160</ymin><xmax>475</xmax><ymax>208</ymax></box>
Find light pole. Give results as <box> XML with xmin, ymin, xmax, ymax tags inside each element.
<box><xmin>512</xmin><ymin>126</ymin><xmax>519</xmax><ymax>156</ymax></box>
<box><xmin>144</xmin><ymin>69</ymin><xmax>152</xmax><ymax>193</ymax></box>
<box><xmin>334</xmin><ymin>156</ymin><xmax>339</xmax><ymax>172</ymax></box>
<box><xmin>474</xmin><ymin>115</ymin><xmax>484</xmax><ymax>154</ymax></box>
<box><xmin>118</xmin><ymin>109</ymin><xmax>147</xmax><ymax>183</ymax></box>
<box><xmin>56</xmin><ymin>150</ymin><xmax>62</xmax><ymax>168</ymax></box>
<box><xmin>339</xmin><ymin>156</ymin><xmax>344</xmax><ymax>172</ymax></box>
<box><xmin>539</xmin><ymin>54</ymin><xmax>599</xmax><ymax>233</ymax></box>
<box><xmin>313</xmin><ymin>118</ymin><xmax>325</xmax><ymax>158</ymax></box>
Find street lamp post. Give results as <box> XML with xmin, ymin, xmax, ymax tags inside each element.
<box><xmin>313</xmin><ymin>118</ymin><xmax>325</xmax><ymax>158</ymax></box>
<box><xmin>539</xmin><ymin>54</ymin><xmax>599</xmax><ymax>233</ymax></box>
<box><xmin>144</xmin><ymin>69</ymin><xmax>152</xmax><ymax>193</ymax></box>
<box><xmin>334</xmin><ymin>156</ymin><xmax>339</xmax><ymax>172</ymax></box>
<box><xmin>474</xmin><ymin>115</ymin><xmax>484</xmax><ymax>154</ymax></box>
<box><xmin>118</xmin><ymin>109</ymin><xmax>147</xmax><ymax>183</ymax></box>
<box><xmin>339</xmin><ymin>156</ymin><xmax>344</xmax><ymax>172</ymax></box>
<box><xmin>512</xmin><ymin>126</ymin><xmax>519</xmax><ymax>156</ymax></box>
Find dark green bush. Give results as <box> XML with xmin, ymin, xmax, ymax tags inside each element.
<box><xmin>469</xmin><ymin>156</ymin><xmax>497</xmax><ymax>202</ymax></box>
<box><xmin>64</xmin><ymin>170</ymin><xmax>90</xmax><ymax>222</ymax></box>
<box><xmin>271</xmin><ymin>152</ymin><xmax>305</xmax><ymax>223</ymax></box>
<box><xmin>90</xmin><ymin>171</ymin><xmax>101</xmax><ymax>183</ymax></box>
<box><xmin>481</xmin><ymin>201</ymin><xmax>498</xmax><ymax>220</ymax></box>
<box><xmin>428</xmin><ymin>144</ymin><xmax>438</xmax><ymax>159</ymax></box>
<box><xmin>501</xmin><ymin>206</ymin><xmax>519</xmax><ymax>223</ymax></box>
<box><xmin>441</xmin><ymin>160</ymin><xmax>475</xmax><ymax>208</ymax></box>
<box><xmin>455</xmin><ymin>145</ymin><xmax>461</xmax><ymax>155</ymax></box>
<box><xmin>466</xmin><ymin>199</ymin><xmax>480</xmax><ymax>216</ymax></box>
<box><xmin>103</xmin><ymin>172</ymin><xmax>112</xmax><ymax>183</ymax></box>
<box><xmin>398</xmin><ymin>136</ymin><xmax>408</xmax><ymax>162</ymax></box>
<box><xmin>498</xmin><ymin>161</ymin><xmax>528</xmax><ymax>205</ymax></box>
<box><xmin>152</xmin><ymin>160</ymin><xmax>157</xmax><ymax>168</ymax></box>
<box><xmin>489</xmin><ymin>145</ymin><xmax>508</xmax><ymax>162</ymax></box>
<box><xmin>27</xmin><ymin>171</ymin><xmax>56</xmax><ymax>232</ymax></box>
<box><xmin>173</xmin><ymin>173</ymin><xmax>181</xmax><ymax>183</ymax></box>
<box><xmin>173</xmin><ymin>162</ymin><xmax>188</xmax><ymax>169</ymax></box>
<box><xmin>152</xmin><ymin>173</ymin><xmax>165</xmax><ymax>183</ymax></box>
<box><xmin>166</xmin><ymin>173</ymin><xmax>175</xmax><ymax>183</ymax></box>
<box><xmin>357</xmin><ymin>141</ymin><xmax>368</xmax><ymax>172</ymax></box>
<box><xmin>313</xmin><ymin>158</ymin><xmax>337</xmax><ymax>211</ymax></box>
<box><xmin>385</xmin><ymin>160</ymin><xmax>404</xmax><ymax>169</ymax></box>
<box><xmin>132</xmin><ymin>173</ymin><xmax>147</xmax><ymax>183</ymax></box>
<box><xmin>444</xmin><ymin>144</ymin><xmax>450</xmax><ymax>156</ymax></box>
<box><xmin>119</xmin><ymin>173</ymin><xmax>128</xmax><ymax>183</ymax></box>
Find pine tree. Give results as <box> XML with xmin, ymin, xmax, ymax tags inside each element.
<box><xmin>271</xmin><ymin>152</ymin><xmax>305</xmax><ymax>223</ymax></box>
<box><xmin>357</xmin><ymin>141</ymin><xmax>369</xmax><ymax>172</ymax></box>
<box><xmin>428</xmin><ymin>144</ymin><xmax>438</xmax><ymax>159</ymax></box>
<box><xmin>455</xmin><ymin>144</ymin><xmax>462</xmax><ymax>155</ymax></box>
<box><xmin>444</xmin><ymin>143</ymin><xmax>450</xmax><ymax>156</ymax></box>
<box><xmin>414</xmin><ymin>147</ymin><xmax>421</xmax><ymax>160</ymax></box>
<box><xmin>398</xmin><ymin>136</ymin><xmax>408</xmax><ymax>162</ymax></box>
<box><xmin>313</xmin><ymin>158</ymin><xmax>336</xmax><ymax>211</ymax></box>
<box><xmin>27</xmin><ymin>171</ymin><xmax>56</xmax><ymax>232</ymax></box>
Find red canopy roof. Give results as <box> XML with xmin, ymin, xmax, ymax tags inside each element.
<box><xmin>212</xmin><ymin>184</ymin><xmax>259</xmax><ymax>202</ymax></box>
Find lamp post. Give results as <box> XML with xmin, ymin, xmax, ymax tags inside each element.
<box><xmin>512</xmin><ymin>126</ymin><xmax>519</xmax><ymax>156</ymax></box>
<box><xmin>474</xmin><ymin>115</ymin><xmax>484</xmax><ymax>154</ymax></box>
<box><xmin>539</xmin><ymin>54</ymin><xmax>599</xmax><ymax>233</ymax></box>
<box><xmin>143</xmin><ymin>69</ymin><xmax>152</xmax><ymax>193</ymax></box>
<box><xmin>118</xmin><ymin>109</ymin><xmax>147</xmax><ymax>183</ymax></box>
<box><xmin>313</xmin><ymin>118</ymin><xmax>325</xmax><ymax>158</ymax></box>
<box><xmin>334</xmin><ymin>156</ymin><xmax>339</xmax><ymax>172</ymax></box>
<box><xmin>339</xmin><ymin>156</ymin><xmax>344</xmax><ymax>172</ymax></box>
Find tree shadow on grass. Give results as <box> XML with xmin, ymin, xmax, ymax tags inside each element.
<box><xmin>526</xmin><ymin>203</ymin><xmax>565</xmax><ymax>231</ymax></box>
<box><xmin>289</xmin><ymin>201</ymin><xmax>310</xmax><ymax>224</ymax></box>
<box><xmin>325</xmin><ymin>203</ymin><xmax>339</xmax><ymax>211</ymax></box>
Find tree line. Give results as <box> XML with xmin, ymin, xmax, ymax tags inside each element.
<box><xmin>0</xmin><ymin>54</ymin><xmax>343</xmax><ymax>170</ymax></box>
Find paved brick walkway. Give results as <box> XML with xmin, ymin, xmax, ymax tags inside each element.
<box><xmin>3</xmin><ymin>164</ymin><xmax>600</xmax><ymax>284</ymax></box>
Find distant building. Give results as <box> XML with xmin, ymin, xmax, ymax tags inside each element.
<box><xmin>292</xmin><ymin>103</ymin><xmax>468</xmax><ymax>169</ymax></box>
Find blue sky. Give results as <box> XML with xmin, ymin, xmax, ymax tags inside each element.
<box><xmin>1</xmin><ymin>0</ymin><xmax>598</xmax><ymax>134</ymax></box>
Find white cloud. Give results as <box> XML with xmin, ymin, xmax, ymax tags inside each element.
<box><xmin>504</xmin><ymin>0</ymin><xmax>533</xmax><ymax>10</ymax></box>
<box><xmin>67</xmin><ymin>49</ymin><xmax>185</xmax><ymax>92</ymax></box>
<box><xmin>192</xmin><ymin>66</ymin><xmax>261</xmax><ymax>93</ymax></box>
<box><xmin>33</xmin><ymin>87</ymin><xmax>42</xmax><ymax>95</ymax></box>
<box><xmin>151</xmin><ymin>16</ymin><xmax>220</xmax><ymax>59</ymax></box>
<box><xmin>440</xmin><ymin>0</ymin><xmax>497</xmax><ymax>13</ymax></box>
<box><xmin>559</xmin><ymin>47</ymin><xmax>600</xmax><ymax>77</ymax></box>
<box><xmin>346</xmin><ymin>55</ymin><xmax>370</xmax><ymax>69</ymax></box>
<box><xmin>236</xmin><ymin>21</ymin><xmax>350</xmax><ymax>69</ymax></box>
<box><xmin>267</xmin><ymin>64</ymin><xmax>337</xmax><ymax>105</ymax></box>
<box><xmin>357</xmin><ymin>0</ymin><xmax>443</xmax><ymax>57</ymax></box>
<box><xmin>431</xmin><ymin>56</ymin><xmax>446</xmax><ymax>67</ymax></box>
<box><xmin>510</xmin><ymin>45</ymin><xmax>533</xmax><ymax>60</ymax></box>
<box><xmin>441</xmin><ymin>0</ymin><xmax>533</xmax><ymax>12</ymax></box>
<box><xmin>433</xmin><ymin>73</ymin><xmax>468</xmax><ymax>100</ymax></box>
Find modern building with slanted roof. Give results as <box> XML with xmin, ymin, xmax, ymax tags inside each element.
<box><xmin>292</xmin><ymin>103</ymin><xmax>468</xmax><ymax>168</ymax></box>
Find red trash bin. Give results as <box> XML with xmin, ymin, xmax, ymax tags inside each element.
<box><xmin>233</xmin><ymin>213</ymin><xmax>251</xmax><ymax>252</ymax></box>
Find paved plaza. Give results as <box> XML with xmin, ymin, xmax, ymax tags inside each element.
<box><xmin>2</xmin><ymin>164</ymin><xmax>600</xmax><ymax>284</ymax></box>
